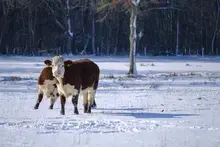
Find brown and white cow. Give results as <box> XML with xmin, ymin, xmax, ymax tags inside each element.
<box><xmin>47</xmin><ymin>56</ymin><xmax>100</xmax><ymax>115</ymax></box>
<box><xmin>34</xmin><ymin>60</ymin><xmax>59</xmax><ymax>110</ymax></box>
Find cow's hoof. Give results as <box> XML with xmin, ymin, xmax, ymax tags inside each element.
<box><xmin>91</xmin><ymin>101</ymin><xmax>97</xmax><ymax>108</ymax></box>
<box><xmin>49</xmin><ymin>105</ymin><xmax>53</xmax><ymax>109</ymax></box>
<box><xmin>91</xmin><ymin>104</ymin><xmax>97</xmax><ymax>108</ymax></box>
<box><xmin>84</xmin><ymin>104</ymin><xmax>88</xmax><ymax>113</ymax></box>
<box><xmin>60</xmin><ymin>111</ymin><xmax>65</xmax><ymax>115</ymax></box>
<box><xmin>34</xmin><ymin>104</ymin><xmax>39</xmax><ymax>109</ymax></box>
<box><xmin>74</xmin><ymin>109</ymin><xmax>79</xmax><ymax>115</ymax></box>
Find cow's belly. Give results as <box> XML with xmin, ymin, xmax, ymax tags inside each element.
<box><xmin>80</xmin><ymin>87</ymin><xmax>94</xmax><ymax>94</ymax></box>
<box><xmin>38</xmin><ymin>80</ymin><xmax>57</xmax><ymax>98</ymax></box>
<box><xmin>57</xmin><ymin>84</ymin><xmax>79</xmax><ymax>98</ymax></box>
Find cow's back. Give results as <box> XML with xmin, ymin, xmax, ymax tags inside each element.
<box><xmin>37</xmin><ymin>66</ymin><xmax>58</xmax><ymax>98</ymax></box>
<box><xmin>38</xmin><ymin>67</ymin><xmax>54</xmax><ymax>85</ymax></box>
<box><xmin>76</xmin><ymin>59</ymin><xmax>100</xmax><ymax>90</ymax></box>
<box><xmin>62</xmin><ymin>59</ymin><xmax>99</xmax><ymax>91</ymax></box>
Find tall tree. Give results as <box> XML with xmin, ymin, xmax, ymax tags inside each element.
<box><xmin>128</xmin><ymin>0</ymin><xmax>140</xmax><ymax>76</ymax></box>
<box><xmin>98</xmin><ymin>0</ymin><xmax>140</xmax><ymax>76</ymax></box>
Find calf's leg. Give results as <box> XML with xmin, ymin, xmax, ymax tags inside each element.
<box><xmin>34</xmin><ymin>92</ymin><xmax>43</xmax><ymax>109</ymax></box>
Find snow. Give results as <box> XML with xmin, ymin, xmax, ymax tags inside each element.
<box><xmin>0</xmin><ymin>55</ymin><xmax>220</xmax><ymax>147</ymax></box>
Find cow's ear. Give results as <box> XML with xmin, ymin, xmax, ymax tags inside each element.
<box><xmin>44</xmin><ymin>60</ymin><xmax>52</xmax><ymax>66</ymax></box>
<box><xmin>64</xmin><ymin>60</ymin><xmax>72</xmax><ymax>67</ymax></box>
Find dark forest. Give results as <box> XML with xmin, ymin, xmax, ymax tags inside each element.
<box><xmin>0</xmin><ymin>0</ymin><xmax>219</xmax><ymax>56</ymax></box>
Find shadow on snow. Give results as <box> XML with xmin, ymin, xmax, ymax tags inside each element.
<box><xmin>102</xmin><ymin>111</ymin><xmax>197</xmax><ymax>119</ymax></box>
<box><xmin>96</xmin><ymin>107</ymin><xmax>144</xmax><ymax>111</ymax></box>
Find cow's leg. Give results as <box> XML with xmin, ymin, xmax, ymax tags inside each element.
<box><xmin>83</xmin><ymin>92</ymin><xmax>88</xmax><ymax>113</ymax></box>
<box><xmin>87</xmin><ymin>90</ymin><xmax>95</xmax><ymax>113</ymax></box>
<box><xmin>49</xmin><ymin>93</ymin><xmax>59</xmax><ymax>109</ymax></box>
<box><xmin>91</xmin><ymin>90</ymin><xmax>97</xmax><ymax>108</ymax></box>
<box><xmin>72</xmin><ymin>94</ymin><xmax>79</xmax><ymax>114</ymax></box>
<box><xmin>91</xmin><ymin>99</ymin><xmax>97</xmax><ymax>108</ymax></box>
<box><xmin>34</xmin><ymin>91</ymin><xmax>43</xmax><ymax>109</ymax></box>
<box><xmin>60</xmin><ymin>95</ymin><xmax>66</xmax><ymax>115</ymax></box>
<box><xmin>49</xmin><ymin>84</ymin><xmax>59</xmax><ymax>109</ymax></box>
<box><xmin>49</xmin><ymin>98</ymin><xmax>55</xmax><ymax>109</ymax></box>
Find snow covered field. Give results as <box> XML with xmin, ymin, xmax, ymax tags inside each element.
<box><xmin>0</xmin><ymin>55</ymin><xmax>220</xmax><ymax>147</ymax></box>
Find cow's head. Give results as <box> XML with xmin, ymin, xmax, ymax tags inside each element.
<box><xmin>48</xmin><ymin>56</ymin><xmax>73</xmax><ymax>78</ymax></box>
<box><xmin>51</xmin><ymin>56</ymin><xmax>65</xmax><ymax>78</ymax></box>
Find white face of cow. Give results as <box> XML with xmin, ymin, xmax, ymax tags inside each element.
<box><xmin>51</xmin><ymin>56</ymin><xmax>65</xmax><ymax>78</ymax></box>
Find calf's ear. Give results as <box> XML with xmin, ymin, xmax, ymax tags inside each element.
<box><xmin>44</xmin><ymin>60</ymin><xmax>52</xmax><ymax>66</ymax></box>
<box><xmin>64</xmin><ymin>60</ymin><xmax>73</xmax><ymax>67</ymax></box>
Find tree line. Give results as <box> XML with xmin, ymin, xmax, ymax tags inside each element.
<box><xmin>0</xmin><ymin>0</ymin><xmax>219</xmax><ymax>56</ymax></box>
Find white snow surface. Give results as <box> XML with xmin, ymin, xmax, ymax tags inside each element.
<box><xmin>0</xmin><ymin>55</ymin><xmax>220</xmax><ymax>147</ymax></box>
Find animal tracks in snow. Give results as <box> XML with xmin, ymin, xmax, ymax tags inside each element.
<box><xmin>0</xmin><ymin>117</ymin><xmax>217</xmax><ymax>135</ymax></box>
<box><xmin>0</xmin><ymin>118</ymin><xmax>161</xmax><ymax>134</ymax></box>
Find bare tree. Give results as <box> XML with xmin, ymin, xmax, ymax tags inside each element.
<box><xmin>128</xmin><ymin>0</ymin><xmax>140</xmax><ymax>76</ymax></box>
<box><xmin>42</xmin><ymin>0</ymin><xmax>78</xmax><ymax>54</ymax></box>
<box><xmin>97</xmin><ymin>0</ymin><xmax>140</xmax><ymax>76</ymax></box>
<box><xmin>1</xmin><ymin>0</ymin><xmax>220</xmax><ymax>56</ymax></box>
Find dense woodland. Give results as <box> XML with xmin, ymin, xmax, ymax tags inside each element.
<box><xmin>0</xmin><ymin>0</ymin><xmax>219</xmax><ymax>56</ymax></box>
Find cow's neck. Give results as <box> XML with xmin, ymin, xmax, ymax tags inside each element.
<box><xmin>56</xmin><ymin>77</ymin><xmax>66</xmax><ymax>97</ymax></box>
<box><xmin>56</xmin><ymin>77</ymin><xmax>63</xmax><ymax>86</ymax></box>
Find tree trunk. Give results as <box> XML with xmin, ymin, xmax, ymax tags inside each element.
<box><xmin>92</xmin><ymin>11</ymin><xmax>96</xmax><ymax>55</ymax></box>
<box><xmin>0</xmin><ymin>0</ymin><xmax>5</xmax><ymax>50</ymax></box>
<box><xmin>211</xmin><ymin>0</ymin><xmax>220</xmax><ymax>55</ymax></box>
<box><xmin>0</xmin><ymin>24</ymin><xmax>5</xmax><ymax>50</ymax></box>
<box><xmin>28</xmin><ymin>9</ymin><xmax>34</xmax><ymax>54</ymax></box>
<box><xmin>170</xmin><ymin>0</ymin><xmax>173</xmax><ymax>52</ymax></box>
<box><xmin>128</xmin><ymin>4</ymin><xmax>138</xmax><ymax>76</ymax></box>
<box><xmin>66</xmin><ymin>0</ymin><xmax>72</xmax><ymax>54</ymax></box>
<box><xmin>175</xmin><ymin>11</ymin><xmax>179</xmax><ymax>55</ymax></box>
<box><xmin>115</xmin><ymin>12</ymin><xmax>121</xmax><ymax>55</ymax></box>
<box><xmin>200</xmin><ymin>0</ymin><xmax>204</xmax><ymax>54</ymax></box>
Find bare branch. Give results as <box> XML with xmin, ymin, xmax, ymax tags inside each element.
<box><xmin>146</xmin><ymin>6</ymin><xmax>181</xmax><ymax>11</ymax></box>
<box><xmin>97</xmin><ymin>2</ymin><xmax>111</xmax><ymax>12</ymax></box>
<box><xmin>41</xmin><ymin>0</ymin><xmax>66</xmax><ymax>31</ymax></box>
<box><xmin>131</xmin><ymin>0</ymin><xmax>141</xmax><ymax>6</ymax></box>
<box><xmin>96</xmin><ymin>9</ymin><xmax>111</xmax><ymax>22</ymax></box>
